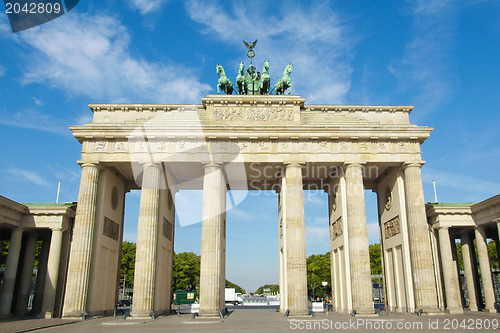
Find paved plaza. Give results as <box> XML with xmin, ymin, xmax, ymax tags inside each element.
<box><xmin>1</xmin><ymin>308</ymin><xmax>499</xmax><ymax>333</ymax></box>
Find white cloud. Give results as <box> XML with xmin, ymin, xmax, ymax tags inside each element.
<box><xmin>186</xmin><ymin>1</ymin><xmax>353</xmax><ymax>103</ymax></box>
<box><xmin>18</xmin><ymin>12</ymin><xmax>210</xmax><ymax>103</ymax></box>
<box><xmin>0</xmin><ymin>109</ymin><xmax>69</xmax><ymax>135</ymax></box>
<box><xmin>0</xmin><ymin>14</ymin><xmax>10</xmax><ymax>34</ymax></box>
<box><xmin>75</xmin><ymin>113</ymin><xmax>93</xmax><ymax>125</ymax></box>
<box><xmin>46</xmin><ymin>164</ymin><xmax>81</xmax><ymax>183</ymax></box>
<box><xmin>129</xmin><ymin>0</ymin><xmax>168</xmax><ymax>15</ymax></box>
<box><xmin>32</xmin><ymin>97</ymin><xmax>43</xmax><ymax>106</ymax></box>
<box><xmin>306</xmin><ymin>225</ymin><xmax>329</xmax><ymax>245</ymax></box>
<box><xmin>422</xmin><ymin>168</ymin><xmax>500</xmax><ymax>198</ymax></box>
<box><xmin>123</xmin><ymin>232</ymin><xmax>137</xmax><ymax>243</ymax></box>
<box><xmin>367</xmin><ymin>222</ymin><xmax>380</xmax><ymax>244</ymax></box>
<box><xmin>389</xmin><ymin>0</ymin><xmax>458</xmax><ymax>120</ymax></box>
<box><xmin>227</xmin><ymin>207</ymin><xmax>252</xmax><ymax>221</ymax></box>
<box><xmin>6</xmin><ymin>168</ymin><xmax>51</xmax><ymax>187</ymax></box>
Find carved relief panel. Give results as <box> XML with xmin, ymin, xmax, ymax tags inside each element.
<box><xmin>384</xmin><ymin>216</ymin><xmax>401</xmax><ymax>239</ymax></box>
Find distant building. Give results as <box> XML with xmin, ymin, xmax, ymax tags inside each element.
<box><xmin>0</xmin><ymin>195</ymin><xmax>75</xmax><ymax>318</ymax></box>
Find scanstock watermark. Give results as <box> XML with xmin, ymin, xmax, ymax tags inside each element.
<box><xmin>289</xmin><ymin>318</ymin><xmax>499</xmax><ymax>330</ymax></box>
<box><xmin>3</xmin><ymin>0</ymin><xmax>79</xmax><ymax>33</ymax></box>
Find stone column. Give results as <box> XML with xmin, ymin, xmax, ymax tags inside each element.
<box><xmin>0</xmin><ymin>228</ymin><xmax>23</xmax><ymax>318</ymax></box>
<box><xmin>345</xmin><ymin>163</ymin><xmax>373</xmax><ymax>313</ymax></box>
<box><xmin>131</xmin><ymin>163</ymin><xmax>161</xmax><ymax>318</ymax></box>
<box><xmin>460</xmin><ymin>231</ymin><xmax>479</xmax><ymax>311</ymax></box>
<box><xmin>475</xmin><ymin>226</ymin><xmax>496</xmax><ymax>312</ymax></box>
<box><xmin>15</xmin><ymin>233</ymin><xmax>38</xmax><ymax>317</ymax></box>
<box><xmin>41</xmin><ymin>228</ymin><xmax>64</xmax><ymax>318</ymax></box>
<box><xmin>284</xmin><ymin>163</ymin><xmax>308</xmax><ymax>316</ymax></box>
<box><xmin>199</xmin><ymin>163</ymin><xmax>227</xmax><ymax>317</ymax></box>
<box><xmin>437</xmin><ymin>227</ymin><xmax>462</xmax><ymax>313</ymax></box>
<box><xmin>32</xmin><ymin>236</ymin><xmax>50</xmax><ymax>316</ymax></box>
<box><xmin>403</xmin><ymin>163</ymin><xmax>439</xmax><ymax>312</ymax></box>
<box><xmin>62</xmin><ymin>163</ymin><xmax>100</xmax><ymax>317</ymax></box>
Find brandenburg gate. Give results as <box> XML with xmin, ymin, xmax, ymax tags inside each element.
<box><xmin>60</xmin><ymin>93</ymin><xmax>441</xmax><ymax>318</ymax></box>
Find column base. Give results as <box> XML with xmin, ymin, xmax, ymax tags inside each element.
<box><xmin>62</xmin><ymin>310</ymin><xmax>88</xmax><ymax>319</ymax></box>
<box><xmin>465</xmin><ymin>306</ymin><xmax>478</xmax><ymax>312</ymax></box>
<box><xmin>129</xmin><ymin>311</ymin><xmax>156</xmax><ymax>319</ymax></box>
<box><xmin>35</xmin><ymin>312</ymin><xmax>54</xmax><ymax>319</ymax></box>
<box><xmin>0</xmin><ymin>313</ymin><xmax>12</xmax><ymax>320</ymax></box>
<box><xmin>288</xmin><ymin>309</ymin><xmax>310</xmax><ymax>317</ymax></box>
<box><xmin>415</xmin><ymin>307</ymin><xmax>442</xmax><ymax>315</ymax></box>
<box><xmin>445</xmin><ymin>308</ymin><xmax>464</xmax><ymax>314</ymax></box>
<box><xmin>482</xmin><ymin>308</ymin><xmax>497</xmax><ymax>313</ymax></box>
<box><xmin>198</xmin><ymin>309</ymin><xmax>222</xmax><ymax>317</ymax></box>
<box><xmin>350</xmin><ymin>308</ymin><xmax>378</xmax><ymax>317</ymax></box>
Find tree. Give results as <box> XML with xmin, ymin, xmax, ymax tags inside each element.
<box><xmin>120</xmin><ymin>241</ymin><xmax>136</xmax><ymax>288</ymax></box>
<box><xmin>255</xmin><ymin>284</ymin><xmax>279</xmax><ymax>295</ymax></box>
<box><xmin>488</xmin><ymin>240</ymin><xmax>498</xmax><ymax>269</ymax></box>
<box><xmin>307</xmin><ymin>252</ymin><xmax>331</xmax><ymax>298</ymax></box>
<box><xmin>172</xmin><ymin>252</ymin><xmax>200</xmax><ymax>292</ymax></box>
<box><xmin>0</xmin><ymin>240</ymin><xmax>10</xmax><ymax>268</ymax></box>
<box><xmin>369</xmin><ymin>243</ymin><xmax>382</xmax><ymax>276</ymax></box>
<box><xmin>454</xmin><ymin>240</ymin><xmax>498</xmax><ymax>272</ymax></box>
<box><xmin>225</xmin><ymin>279</ymin><xmax>246</xmax><ymax>294</ymax></box>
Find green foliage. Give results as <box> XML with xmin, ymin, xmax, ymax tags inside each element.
<box><xmin>172</xmin><ymin>252</ymin><xmax>200</xmax><ymax>292</ymax></box>
<box><xmin>455</xmin><ymin>240</ymin><xmax>498</xmax><ymax>271</ymax></box>
<box><xmin>0</xmin><ymin>240</ymin><xmax>9</xmax><ymax>268</ymax></box>
<box><xmin>225</xmin><ymin>279</ymin><xmax>246</xmax><ymax>294</ymax></box>
<box><xmin>369</xmin><ymin>244</ymin><xmax>382</xmax><ymax>275</ymax></box>
<box><xmin>34</xmin><ymin>240</ymin><xmax>42</xmax><ymax>270</ymax></box>
<box><xmin>255</xmin><ymin>284</ymin><xmax>279</xmax><ymax>295</ymax></box>
<box><xmin>488</xmin><ymin>240</ymin><xmax>498</xmax><ymax>269</ymax></box>
<box><xmin>456</xmin><ymin>242</ymin><xmax>464</xmax><ymax>270</ymax></box>
<box><xmin>307</xmin><ymin>252</ymin><xmax>331</xmax><ymax>298</ymax></box>
<box><xmin>120</xmin><ymin>241</ymin><xmax>136</xmax><ymax>288</ymax></box>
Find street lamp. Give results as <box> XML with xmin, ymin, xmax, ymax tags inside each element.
<box><xmin>322</xmin><ymin>281</ymin><xmax>328</xmax><ymax>311</ymax></box>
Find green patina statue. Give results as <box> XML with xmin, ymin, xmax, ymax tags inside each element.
<box><xmin>215</xmin><ymin>40</ymin><xmax>293</xmax><ymax>95</ymax></box>
<box><xmin>236</xmin><ymin>62</ymin><xmax>245</xmax><ymax>94</ymax></box>
<box><xmin>275</xmin><ymin>63</ymin><xmax>292</xmax><ymax>95</ymax></box>
<box><xmin>260</xmin><ymin>61</ymin><xmax>270</xmax><ymax>95</ymax></box>
<box><xmin>216</xmin><ymin>64</ymin><xmax>234</xmax><ymax>95</ymax></box>
<box><xmin>244</xmin><ymin>64</ymin><xmax>261</xmax><ymax>95</ymax></box>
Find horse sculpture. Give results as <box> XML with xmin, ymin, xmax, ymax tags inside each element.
<box><xmin>275</xmin><ymin>63</ymin><xmax>292</xmax><ymax>95</ymax></box>
<box><xmin>216</xmin><ymin>64</ymin><xmax>234</xmax><ymax>95</ymax></box>
<box><xmin>236</xmin><ymin>62</ymin><xmax>246</xmax><ymax>94</ymax></box>
<box><xmin>259</xmin><ymin>61</ymin><xmax>270</xmax><ymax>95</ymax></box>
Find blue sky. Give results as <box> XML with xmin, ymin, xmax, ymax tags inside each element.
<box><xmin>1</xmin><ymin>1</ymin><xmax>499</xmax><ymax>292</ymax></box>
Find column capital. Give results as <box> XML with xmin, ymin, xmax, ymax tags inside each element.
<box><xmin>438</xmin><ymin>225</ymin><xmax>450</xmax><ymax>231</ymax></box>
<box><xmin>284</xmin><ymin>162</ymin><xmax>305</xmax><ymax>169</ymax></box>
<box><xmin>203</xmin><ymin>162</ymin><xmax>223</xmax><ymax>169</ymax></box>
<box><xmin>403</xmin><ymin>161</ymin><xmax>425</xmax><ymax>169</ymax></box>
<box><xmin>142</xmin><ymin>162</ymin><xmax>161</xmax><ymax>169</ymax></box>
<box><xmin>80</xmin><ymin>163</ymin><xmax>101</xmax><ymax>170</ymax></box>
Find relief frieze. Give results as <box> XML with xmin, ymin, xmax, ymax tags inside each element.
<box><xmin>114</xmin><ymin>142</ymin><xmax>127</xmax><ymax>152</ymax></box>
<box><xmin>331</xmin><ymin>217</ymin><xmax>343</xmax><ymax>241</ymax></box>
<box><xmin>384</xmin><ymin>215</ymin><xmax>401</xmax><ymax>239</ymax></box>
<box><xmin>212</xmin><ymin>106</ymin><xmax>294</xmax><ymax>121</ymax></box>
<box><xmin>95</xmin><ymin>141</ymin><xmax>108</xmax><ymax>152</ymax></box>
